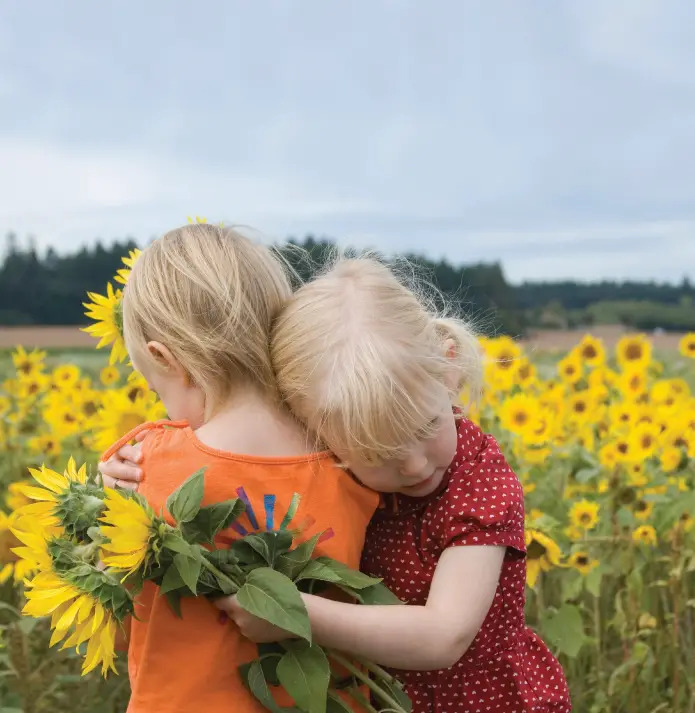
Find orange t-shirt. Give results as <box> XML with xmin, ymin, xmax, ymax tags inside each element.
<box><xmin>101</xmin><ymin>420</ymin><xmax>378</xmax><ymax>713</ymax></box>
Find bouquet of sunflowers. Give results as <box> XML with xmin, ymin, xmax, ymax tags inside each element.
<box><xmin>10</xmin><ymin>459</ymin><xmax>411</xmax><ymax>713</ymax></box>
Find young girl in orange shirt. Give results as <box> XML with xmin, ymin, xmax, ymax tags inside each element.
<box><xmin>102</xmin><ymin>224</ymin><xmax>377</xmax><ymax>713</ymax></box>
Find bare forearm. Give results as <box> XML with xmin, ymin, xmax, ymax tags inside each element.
<box><xmin>301</xmin><ymin>594</ymin><xmax>470</xmax><ymax>670</ymax></box>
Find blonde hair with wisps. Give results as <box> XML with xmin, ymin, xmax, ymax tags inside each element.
<box><xmin>271</xmin><ymin>256</ymin><xmax>483</xmax><ymax>464</ymax></box>
<box><xmin>122</xmin><ymin>223</ymin><xmax>292</xmax><ymax>416</ymax></box>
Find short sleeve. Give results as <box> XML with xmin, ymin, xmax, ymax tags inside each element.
<box><xmin>437</xmin><ymin>434</ymin><xmax>526</xmax><ymax>555</ymax></box>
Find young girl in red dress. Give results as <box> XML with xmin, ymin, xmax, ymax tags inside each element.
<box><xmin>222</xmin><ymin>257</ymin><xmax>572</xmax><ymax>712</ymax></box>
<box><xmin>104</xmin><ymin>254</ymin><xmax>572</xmax><ymax>712</ymax></box>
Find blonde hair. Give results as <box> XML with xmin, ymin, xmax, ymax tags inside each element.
<box><xmin>271</xmin><ymin>256</ymin><xmax>483</xmax><ymax>464</ymax></box>
<box><xmin>122</xmin><ymin>223</ymin><xmax>292</xmax><ymax>416</ymax></box>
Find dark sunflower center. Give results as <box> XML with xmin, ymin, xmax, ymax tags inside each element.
<box><xmin>625</xmin><ymin>344</ymin><xmax>643</xmax><ymax>360</ymax></box>
<box><xmin>582</xmin><ymin>345</ymin><xmax>597</xmax><ymax>359</ymax></box>
<box><xmin>527</xmin><ymin>540</ymin><xmax>547</xmax><ymax>560</ymax></box>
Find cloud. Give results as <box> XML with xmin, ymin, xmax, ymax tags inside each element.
<box><xmin>0</xmin><ymin>0</ymin><xmax>694</xmax><ymax>281</ymax></box>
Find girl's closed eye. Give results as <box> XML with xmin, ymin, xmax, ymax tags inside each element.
<box><xmin>415</xmin><ymin>416</ymin><xmax>440</xmax><ymax>441</ymax></box>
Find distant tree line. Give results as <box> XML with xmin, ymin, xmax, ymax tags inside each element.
<box><xmin>1</xmin><ymin>233</ymin><xmax>694</xmax><ymax>335</ymax></box>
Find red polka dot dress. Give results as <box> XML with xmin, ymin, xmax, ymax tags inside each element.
<box><xmin>361</xmin><ymin>418</ymin><xmax>571</xmax><ymax>712</ymax></box>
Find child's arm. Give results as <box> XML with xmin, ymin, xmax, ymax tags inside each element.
<box><xmin>219</xmin><ymin>545</ymin><xmax>505</xmax><ymax>671</ymax></box>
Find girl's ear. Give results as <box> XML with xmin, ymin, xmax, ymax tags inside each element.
<box><xmin>146</xmin><ymin>341</ymin><xmax>187</xmax><ymax>379</ymax></box>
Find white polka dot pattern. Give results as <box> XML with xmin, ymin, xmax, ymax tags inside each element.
<box><xmin>361</xmin><ymin>418</ymin><xmax>572</xmax><ymax>712</ymax></box>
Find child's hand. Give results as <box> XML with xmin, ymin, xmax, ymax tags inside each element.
<box><xmin>99</xmin><ymin>432</ymin><xmax>146</xmax><ymax>491</ymax></box>
<box><xmin>214</xmin><ymin>596</ymin><xmax>293</xmax><ymax>643</ymax></box>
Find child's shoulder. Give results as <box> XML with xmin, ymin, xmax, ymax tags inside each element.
<box><xmin>437</xmin><ymin>417</ymin><xmax>524</xmax><ymax>518</ymax></box>
<box><xmin>100</xmin><ymin>420</ymin><xmax>189</xmax><ymax>464</ymax></box>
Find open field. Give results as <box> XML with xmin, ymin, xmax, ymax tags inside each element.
<box><xmin>0</xmin><ymin>324</ymin><xmax>689</xmax><ymax>350</ymax></box>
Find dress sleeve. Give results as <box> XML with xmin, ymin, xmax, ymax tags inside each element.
<box><xmin>437</xmin><ymin>434</ymin><xmax>526</xmax><ymax>555</ymax></box>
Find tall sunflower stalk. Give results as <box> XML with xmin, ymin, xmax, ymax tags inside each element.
<box><xmin>12</xmin><ymin>462</ymin><xmax>411</xmax><ymax>712</ymax></box>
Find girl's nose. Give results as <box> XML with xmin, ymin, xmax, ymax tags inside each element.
<box><xmin>400</xmin><ymin>452</ymin><xmax>428</xmax><ymax>478</ymax></box>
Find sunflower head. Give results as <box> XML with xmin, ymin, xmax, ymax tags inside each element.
<box><xmin>679</xmin><ymin>333</ymin><xmax>695</xmax><ymax>359</ymax></box>
<box><xmin>616</xmin><ymin>334</ymin><xmax>652</xmax><ymax>370</ymax></box>
<box><xmin>16</xmin><ymin>459</ymin><xmax>104</xmax><ymax>542</ymax></box>
<box><xmin>82</xmin><ymin>283</ymin><xmax>128</xmax><ymax>365</ymax></box>
<box><xmin>568</xmin><ymin>551</ymin><xmax>598</xmax><ymax>575</ymax></box>
<box><xmin>99</xmin><ymin>489</ymin><xmax>160</xmax><ymax>578</ymax></box>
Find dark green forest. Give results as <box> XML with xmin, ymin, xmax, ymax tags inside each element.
<box><xmin>1</xmin><ymin>233</ymin><xmax>694</xmax><ymax>335</ymax></box>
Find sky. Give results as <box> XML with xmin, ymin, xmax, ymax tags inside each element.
<box><xmin>1</xmin><ymin>0</ymin><xmax>694</xmax><ymax>283</ymax></box>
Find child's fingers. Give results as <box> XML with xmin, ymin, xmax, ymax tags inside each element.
<box><xmin>99</xmin><ymin>459</ymin><xmax>142</xmax><ymax>484</ymax></box>
<box><xmin>134</xmin><ymin>431</ymin><xmax>148</xmax><ymax>444</ymax></box>
<box><xmin>118</xmin><ymin>443</ymin><xmax>143</xmax><ymax>463</ymax></box>
<box><xmin>213</xmin><ymin>595</ymin><xmax>239</xmax><ymax>614</ymax></box>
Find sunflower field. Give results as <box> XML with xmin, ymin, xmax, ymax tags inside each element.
<box><xmin>1</xmin><ymin>255</ymin><xmax>695</xmax><ymax>711</ymax></box>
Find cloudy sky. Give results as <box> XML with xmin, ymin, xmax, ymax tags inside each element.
<box><xmin>1</xmin><ymin>1</ymin><xmax>694</xmax><ymax>283</ymax></box>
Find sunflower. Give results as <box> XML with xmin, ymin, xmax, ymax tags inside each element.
<box><xmin>11</xmin><ymin>346</ymin><xmax>47</xmax><ymax>378</ymax></box>
<box><xmin>616</xmin><ymin>334</ymin><xmax>651</xmax><ymax>371</ymax></box>
<box><xmin>567</xmin><ymin>391</ymin><xmax>595</xmax><ymax>426</ymax></box>
<box><xmin>625</xmin><ymin>462</ymin><xmax>649</xmax><ymax>488</ymax></box>
<box><xmin>569</xmin><ymin>500</ymin><xmax>600</xmax><ymax>530</ymax></box>
<box><xmin>675</xmin><ymin>512</ymin><xmax>694</xmax><ymax>533</ymax></box>
<box><xmin>14</xmin><ymin>459</ymin><xmax>104</xmax><ymax>541</ymax></box>
<box><xmin>659</xmin><ymin>446</ymin><xmax>683</xmax><ymax>473</ymax></box>
<box><xmin>82</xmin><ymin>282</ymin><xmax>128</xmax><ymax>365</ymax></box>
<box><xmin>42</xmin><ymin>401</ymin><xmax>82</xmax><ymax>439</ymax></box>
<box><xmin>99</xmin><ymin>489</ymin><xmax>157</xmax><ymax>576</ymax></box>
<box><xmin>598</xmin><ymin>442</ymin><xmax>619</xmax><ymax>469</ymax></box>
<box><xmin>514</xmin><ymin>358</ymin><xmax>537</xmax><ymax>387</ymax></box>
<box><xmin>628</xmin><ymin>422</ymin><xmax>661</xmax><ymax>460</ymax></box>
<box><xmin>525</xmin><ymin>529</ymin><xmax>562</xmax><ymax>587</ymax></box>
<box><xmin>523</xmin><ymin>407</ymin><xmax>556</xmax><ymax>446</ymax></box>
<box><xmin>613</xmin><ymin>436</ymin><xmax>637</xmax><ymax>464</ymax></box>
<box><xmin>90</xmin><ymin>389</ymin><xmax>164</xmax><ymax>452</ymax></box>
<box><xmin>27</xmin><ymin>433</ymin><xmax>62</xmax><ymax>458</ymax></box>
<box><xmin>617</xmin><ymin>368</ymin><xmax>647</xmax><ymax>401</ymax></box>
<box><xmin>633</xmin><ymin>499</ymin><xmax>653</xmax><ymax>521</ymax></box>
<box><xmin>114</xmin><ymin>248</ymin><xmax>142</xmax><ymax>286</ymax></box>
<box><xmin>632</xmin><ymin>525</ymin><xmax>657</xmax><ymax>547</ymax></box>
<box><xmin>20</xmin><ymin>555</ymin><xmax>120</xmax><ymax>676</ymax></box>
<box><xmin>100</xmin><ymin>365</ymin><xmax>121</xmax><ymax>387</ymax></box>
<box><xmin>679</xmin><ymin>333</ymin><xmax>695</xmax><ymax>359</ymax></box>
<box><xmin>568</xmin><ymin>551</ymin><xmax>598</xmax><ymax>576</ymax></box>
<box><xmin>52</xmin><ymin>364</ymin><xmax>81</xmax><ymax>389</ymax></box>
<box><xmin>577</xmin><ymin>334</ymin><xmax>605</xmax><ymax>368</ymax></box>
<box><xmin>498</xmin><ymin>393</ymin><xmax>540</xmax><ymax>437</ymax></box>
<box><xmin>16</xmin><ymin>373</ymin><xmax>50</xmax><ymax>401</ymax></box>
<box><xmin>557</xmin><ymin>353</ymin><xmax>583</xmax><ymax>385</ymax></box>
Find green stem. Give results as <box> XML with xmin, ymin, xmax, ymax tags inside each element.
<box><xmin>328</xmin><ymin>650</ymin><xmax>407</xmax><ymax>713</ymax></box>
<box><xmin>337</xmin><ymin>687</ymin><xmax>380</xmax><ymax>713</ymax></box>
<box><xmin>197</xmin><ymin>556</ymin><xmax>240</xmax><ymax>594</ymax></box>
<box><xmin>352</xmin><ymin>655</ymin><xmax>397</xmax><ymax>685</ymax></box>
